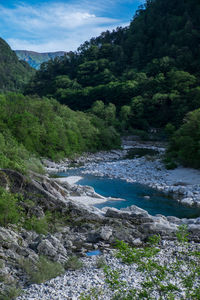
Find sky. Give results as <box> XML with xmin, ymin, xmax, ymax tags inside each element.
<box><xmin>0</xmin><ymin>0</ymin><xmax>145</xmax><ymax>53</ymax></box>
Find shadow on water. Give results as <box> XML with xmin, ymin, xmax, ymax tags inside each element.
<box><xmin>58</xmin><ymin>170</ymin><xmax>200</xmax><ymax>219</ymax></box>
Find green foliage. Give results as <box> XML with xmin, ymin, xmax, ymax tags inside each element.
<box><xmin>96</xmin><ymin>256</ymin><xmax>106</xmax><ymax>269</ymax></box>
<box><xmin>103</xmin><ymin>265</ymin><xmax>126</xmax><ymax>291</ymax></box>
<box><xmin>21</xmin><ymin>256</ymin><xmax>64</xmax><ymax>284</ymax></box>
<box><xmin>80</xmin><ymin>288</ymin><xmax>103</xmax><ymax>300</ymax></box>
<box><xmin>0</xmin><ymin>188</ymin><xmax>23</xmax><ymax>227</ymax></box>
<box><xmin>125</xmin><ymin>148</ymin><xmax>159</xmax><ymax>159</ymax></box>
<box><xmin>82</xmin><ymin>229</ymin><xmax>200</xmax><ymax>299</ymax></box>
<box><xmin>163</xmin><ymin>156</ymin><xmax>178</xmax><ymax>170</ymax></box>
<box><xmin>25</xmin><ymin>0</ymin><xmax>200</xmax><ymax>132</ymax></box>
<box><xmin>165</xmin><ymin>123</ymin><xmax>176</xmax><ymax>137</ymax></box>
<box><xmin>0</xmin><ymin>93</ymin><xmax>121</xmax><ymax>169</ymax></box>
<box><xmin>167</xmin><ymin>108</ymin><xmax>200</xmax><ymax>168</ymax></box>
<box><xmin>64</xmin><ymin>256</ymin><xmax>83</xmax><ymax>270</ymax></box>
<box><xmin>0</xmin><ymin>38</ymin><xmax>34</xmax><ymax>91</ymax></box>
<box><xmin>0</xmin><ymin>285</ymin><xmax>22</xmax><ymax>300</ymax></box>
<box><xmin>24</xmin><ymin>215</ymin><xmax>49</xmax><ymax>235</ymax></box>
<box><xmin>176</xmin><ymin>224</ymin><xmax>189</xmax><ymax>244</ymax></box>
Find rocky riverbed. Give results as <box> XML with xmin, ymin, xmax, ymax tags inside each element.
<box><xmin>16</xmin><ymin>240</ymin><xmax>200</xmax><ymax>300</ymax></box>
<box><xmin>1</xmin><ymin>140</ymin><xmax>200</xmax><ymax>299</ymax></box>
<box><xmin>43</xmin><ymin>140</ymin><xmax>200</xmax><ymax>208</ymax></box>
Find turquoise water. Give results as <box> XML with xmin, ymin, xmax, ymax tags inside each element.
<box><xmin>86</xmin><ymin>250</ymin><xmax>101</xmax><ymax>256</ymax></box>
<box><xmin>58</xmin><ymin>170</ymin><xmax>200</xmax><ymax>218</ymax></box>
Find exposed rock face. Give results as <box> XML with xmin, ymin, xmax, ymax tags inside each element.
<box><xmin>0</xmin><ymin>168</ymin><xmax>200</xmax><ymax>291</ymax></box>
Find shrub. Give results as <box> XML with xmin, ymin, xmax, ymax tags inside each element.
<box><xmin>126</xmin><ymin>148</ymin><xmax>159</xmax><ymax>159</ymax></box>
<box><xmin>64</xmin><ymin>256</ymin><xmax>83</xmax><ymax>270</ymax></box>
<box><xmin>0</xmin><ymin>285</ymin><xmax>22</xmax><ymax>300</ymax></box>
<box><xmin>24</xmin><ymin>215</ymin><xmax>49</xmax><ymax>235</ymax></box>
<box><xmin>0</xmin><ymin>188</ymin><xmax>23</xmax><ymax>227</ymax></box>
<box><xmin>21</xmin><ymin>256</ymin><xmax>64</xmax><ymax>284</ymax></box>
<box><xmin>96</xmin><ymin>256</ymin><xmax>106</xmax><ymax>269</ymax></box>
<box><xmin>163</xmin><ymin>156</ymin><xmax>178</xmax><ymax>170</ymax></box>
<box><xmin>167</xmin><ymin>108</ymin><xmax>200</xmax><ymax>169</ymax></box>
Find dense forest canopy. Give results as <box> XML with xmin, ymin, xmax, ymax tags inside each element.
<box><xmin>0</xmin><ymin>0</ymin><xmax>200</xmax><ymax>168</ymax></box>
<box><xmin>25</xmin><ymin>0</ymin><xmax>200</xmax><ymax>130</ymax></box>
<box><xmin>0</xmin><ymin>93</ymin><xmax>120</xmax><ymax>173</ymax></box>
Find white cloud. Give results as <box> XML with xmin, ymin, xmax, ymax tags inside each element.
<box><xmin>8</xmin><ymin>22</ymin><xmax>129</xmax><ymax>52</ymax></box>
<box><xmin>1</xmin><ymin>1</ymin><xmax>131</xmax><ymax>52</ymax></box>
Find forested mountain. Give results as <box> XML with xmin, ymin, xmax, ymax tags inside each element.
<box><xmin>0</xmin><ymin>93</ymin><xmax>120</xmax><ymax>174</ymax></box>
<box><xmin>0</xmin><ymin>38</ymin><xmax>35</xmax><ymax>91</ymax></box>
<box><xmin>15</xmin><ymin>50</ymin><xmax>66</xmax><ymax>69</ymax></box>
<box><xmin>25</xmin><ymin>0</ymin><xmax>200</xmax><ymax>130</ymax></box>
<box><xmin>0</xmin><ymin>0</ymin><xmax>200</xmax><ymax>168</ymax></box>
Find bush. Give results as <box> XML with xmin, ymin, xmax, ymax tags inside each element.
<box><xmin>113</xmin><ymin>230</ymin><xmax>200</xmax><ymax>299</ymax></box>
<box><xmin>24</xmin><ymin>215</ymin><xmax>49</xmax><ymax>235</ymax></box>
<box><xmin>163</xmin><ymin>156</ymin><xmax>178</xmax><ymax>170</ymax></box>
<box><xmin>64</xmin><ymin>256</ymin><xmax>83</xmax><ymax>270</ymax></box>
<box><xmin>0</xmin><ymin>285</ymin><xmax>22</xmax><ymax>300</ymax></box>
<box><xmin>167</xmin><ymin>108</ymin><xmax>200</xmax><ymax>168</ymax></box>
<box><xmin>129</xmin><ymin>129</ymin><xmax>149</xmax><ymax>140</ymax></box>
<box><xmin>21</xmin><ymin>256</ymin><xmax>64</xmax><ymax>284</ymax></box>
<box><xmin>126</xmin><ymin>148</ymin><xmax>159</xmax><ymax>159</ymax></box>
<box><xmin>0</xmin><ymin>188</ymin><xmax>23</xmax><ymax>227</ymax></box>
<box><xmin>96</xmin><ymin>256</ymin><xmax>106</xmax><ymax>269</ymax></box>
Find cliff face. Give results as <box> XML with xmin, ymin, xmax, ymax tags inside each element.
<box><xmin>15</xmin><ymin>50</ymin><xmax>66</xmax><ymax>69</ymax></box>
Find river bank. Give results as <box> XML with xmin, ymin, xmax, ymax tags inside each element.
<box><xmin>0</xmin><ymin>167</ymin><xmax>199</xmax><ymax>299</ymax></box>
<box><xmin>43</xmin><ymin>140</ymin><xmax>200</xmax><ymax>209</ymax></box>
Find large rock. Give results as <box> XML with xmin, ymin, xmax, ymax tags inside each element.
<box><xmin>100</xmin><ymin>226</ymin><xmax>113</xmax><ymax>241</ymax></box>
<box><xmin>105</xmin><ymin>207</ymin><xmax>153</xmax><ymax>224</ymax></box>
<box><xmin>37</xmin><ymin>235</ymin><xmax>68</xmax><ymax>263</ymax></box>
<box><xmin>0</xmin><ymin>169</ymin><xmax>69</xmax><ymax>212</ymax></box>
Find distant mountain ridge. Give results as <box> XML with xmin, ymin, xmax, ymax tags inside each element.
<box><xmin>15</xmin><ymin>50</ymin><xmax>66</xmax><ymax>69</ymax></box>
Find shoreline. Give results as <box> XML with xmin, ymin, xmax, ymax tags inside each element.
<box><xmin>45</xmin><ymin>141</ymin><xmax>200</xmax><ymax>209</ymax></box>
<box><xmin>81</xmin><ymin>159</ymin><xmax>200</xmax><ymax>208</ymax></box>
<box><xmin>55</xmin><ymin>176</ymin><xmax>126</xmax><ymax>206</ymax></box>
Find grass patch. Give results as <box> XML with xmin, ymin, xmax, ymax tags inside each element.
<box><xmin>24</xmin><ymin>215</ymin><xmax>49</xmax><ymax>235</ymax></box>
<box><xmin>64</xmin><ymin>255</ymin><xmax>83</xmax><ymax>270</ymax></box>
<box><xmin>49</xmin><ymin>174</ymin><xmax>64</xmax><ymax>178</ymax></box>
<box><xmin>0</xmin><ymin>285</ymin><xmax>22</xmax><ymax>300</ymax></box>
<box><xmin>96</xmin><ymin>256</ymin><xmax>107</xmax><ymax>269</ymax></box>
<box><xmin>20</xmin><ymin>256</ymin><xmax>64</xmax><ymax>284</ymax></box>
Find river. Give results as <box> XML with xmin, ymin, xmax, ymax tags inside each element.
<box><xmin>58</xmin><ymin>168</ymin><xmax>200</xmax><ymax>218</ymax></box>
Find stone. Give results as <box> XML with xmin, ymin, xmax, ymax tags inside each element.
<box><xmin>100</xmin><ymin>227</ymin><xmax>113</xmax><ymax>241</ymax></box>
<box><xmin>37</xmin><ymin>240</ymin><xmax>57</xmax><ymax>257</ymax></box>
<box><xmin>188</xmin><ymin>224</ymin><xmax>200</xmax><ymax>234</ymax></box>
<box><xmin>181</xmin><ymin>197</ymin><xmax>194</xmax><ymax>206</ymax></box>
<box><xmin>167</xmin><ymin>216</ymin><xmax>180</xmax><ymax>224</ymax></box>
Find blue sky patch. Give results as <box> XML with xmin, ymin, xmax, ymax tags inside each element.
<box><xmin>0</xmin><ymin>0</ymin><xmax>144</xmax><ymax>52</ymax></box>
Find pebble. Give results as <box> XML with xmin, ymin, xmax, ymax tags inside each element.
<box><xmin>79</xmin><ymin>156</ymin><xmax>200</xmax><ymax>207</ymax></box>
<box><xmin>17</xmin><ymin>241</ymin><xmax>200</xmax><ymax>300</ymax></box>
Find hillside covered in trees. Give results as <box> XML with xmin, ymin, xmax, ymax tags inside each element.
<box><xmin>0</xmin><ymin>0</ymin><xmax>200</xmax><ymax>168</ymax></box>
<box><xmin>0</xmin><ymin>93</ymin><xmax>120</xmax><ymax>174</ymax></box>
<box><xmin>0</xmin><ymin>38</ymin><xmax>35</xmax><ymax>91</ymax></box>
<box><xmin>26</xmin><ymin>0</ymin><xmax>200</xmax><ymax>131</ymax></box>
